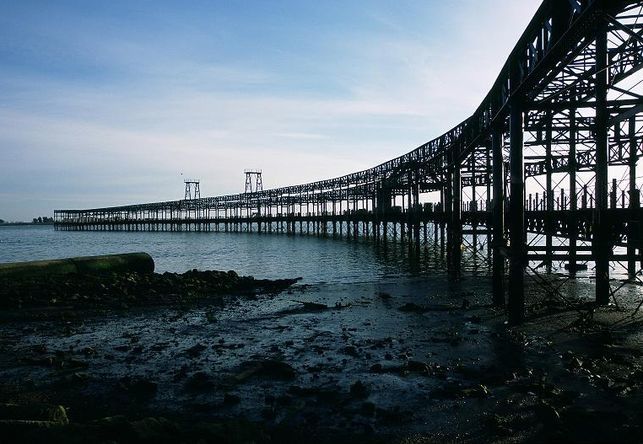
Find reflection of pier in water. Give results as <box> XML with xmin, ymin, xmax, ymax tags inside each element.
<box><xmin>55</xmin><ymin>0</ymin><xmax>643</xmax><ymax>323</ymax></box>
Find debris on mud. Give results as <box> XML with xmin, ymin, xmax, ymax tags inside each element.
<box><xmin>232</xmin><ymin>359</ymin><xmax>297</xmax><ymax>383</ymax></box>
<box><xmin>290</xmin><ymin>300</ymin><xmax>328</xmax><ymax>311</ymax></box>
<box><xmin>397</xmin><ymin>302</ymin><xmax>454</xmax><ymax>314</ymax></box>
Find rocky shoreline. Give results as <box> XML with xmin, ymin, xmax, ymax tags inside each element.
<box><xmin>1</xmin><ymin>271</ymin><xmax>643</xmax><ymax>443</ymax></box>
<box><xmin>0</xmin><ymin>269</ymin><xmax>300</xmax><ymax>313</ymax></box>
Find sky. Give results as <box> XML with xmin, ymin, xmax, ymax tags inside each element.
<box><xmin>0</xmin><ymin>0</ymin><xmax>541</xmax><ymax>221</ymax></box>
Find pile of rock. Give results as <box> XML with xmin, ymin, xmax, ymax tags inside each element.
<box><xmin>0</xmin><ymin>269</ymin><xmax>299</xmax><ymax>309</ymax></box>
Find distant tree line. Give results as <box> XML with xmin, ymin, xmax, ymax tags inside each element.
<box><xmin>32</xmin><ymin>217</ymin><xmax>54</xmax><ymax>224</ymax></box>
<box><xmin>0</xmin><ymin>217</ymin><xmax>53</xmax><ymax>224</ymax></box>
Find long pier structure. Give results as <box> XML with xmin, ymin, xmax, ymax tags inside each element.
<box><xmin>56</xmin><ymin>0</ymin><xmax>643</xmax><ymax>323</ymax></box>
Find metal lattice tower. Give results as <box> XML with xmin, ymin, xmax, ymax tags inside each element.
<box><xmin>184</xmin><ymin>179</ymin><xmax>200</xmax><ymax>200</ymax></box>
<box><xmin>244</xmin><ymin>170</ymin><xmax>263</xmax><ymax>193</ymax></box>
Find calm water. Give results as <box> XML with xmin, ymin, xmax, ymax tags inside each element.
<box><xmin>0</xmin><ymin>225</ymin><xmax>447</xmax><ymax>284</ymax></box>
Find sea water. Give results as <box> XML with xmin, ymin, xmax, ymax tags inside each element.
<box><xmin>0</xmin><ymin>225</ymin><xmax>451</xmax><ymax>284</ymax></box>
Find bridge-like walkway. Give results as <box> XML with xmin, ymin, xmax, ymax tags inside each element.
<box><xmin>55</xmin><ymin>0</ymin><xmax>643</xmax><ymax>323</ymax></box>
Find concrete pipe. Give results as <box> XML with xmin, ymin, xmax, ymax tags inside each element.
<box><xmin>0</xmin><ymin>252</ymin><xmax>154</xmax><ymax>279</ymax></box>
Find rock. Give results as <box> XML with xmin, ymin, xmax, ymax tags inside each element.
<box><xmin>223</xmin><ymin>393</ymin><xmax>241</xmax><ymax>406</ymax></box>
<box><xmin>361</xmin><ymin>401</ymin><xmax>376</xmax><ymax>417</ymax></box>
<box><xmin>432</xmin><ymin>382</ymin><xmax>489</xmax><ymax>399</ymax></box>
<box><xmin>275</xmin><ymin>394</ymin><xmax>293</xmax><ymax>406</ymax></box>
<box><xmin>22</xmin><ymin>354</ymin><xmax>88</xmax><ymax>370</ymax></box>
<box><xmin>81</xmin><ymin>347</ymin><xmax>96</xmax><ymax>356</ymax></box>
<box><xmin>0</xmin><ymin>403</ymin><xmax>68</xmax><ymax>425</ymax></box>
<box><xmin>130</xmin><ymin>417</ymin><xmax>178</xmax><ymax>441</ymax></box>
<box><xmin>375</xmin><ymin>406</ymin><xmax>409</xmax><ymax>425</ymax></box>
<box><xmin>173</xmin><ymin>365</ymin><xmax>189</xmax><ymax>382</ymax></box>
<box><xmin>398</xmin><ymin>303</ymin><xmax>428</xmax><ymax>314</ymax></box>
<box><xmin>341</xmin><ymin>346</ymin><xmax>359</xmax><ymax>357</ymax></box>
<box><xmin>350</xmin><ymin>381</ymin><xmax>369</xmax><ymax>399</ymax></box>
<box><xmin>119</xmin><ymin>377</ymin><xmax>158</xmax><ymax>399</ymax></box>
<box><xmin>185</xmin><ymin>343</ymin><xmax>207</xmax><ymax>358</ymax></box>
<box><xmin>406</xmin><ymin>360</ymin><xmax>430</xmax><ymax>373</ymax></box>
<box><xmin>535</xmin><ymin>401</ymin><xmax>560</xmax><ymax>427</ymax></box>
<box><xmin>292</xmin><ymin>301</ymin><xmax>327</xmax><ymax>311</ymax></box>
<box><xmin>261</xmin><ymin>407</ymin><xmax>276</xmax><ymax>420</ymax></box>
<box><xmin>570</xmin><ymin>357</ymin><xmax>583</xmax><ymax>369</ymax></box>
<box><xmin>0</xmin><ymin>267</ymin><xmax>298</xmax><ymax>311</ymax></box>
<box><xmin>288</xmin><ymin>385</ymin><xmax>342</xmax><ymax>404</ymax></box>
<box><xmin>460</xmin><ymin>384</ymin><xmax>490</xmax><ymax>398</ymax></box>
<box><xmin>233</xmin><ymin>359</ymin><xmax>296</xmax><ymax>383</ymax></box>
<box><xmin>184</xmin><ymin>372</ymin><xmax>213</xmax><ymax>391</ymax></box>
<box><xmin>488</xmin><ymin>413</ymin><xmax>513</xmax><ymax>435</ymax></box>
<box><xmin>71</xmin><ymin>372</ymin><xmax>89</xmax><ymax>383</ymax></box>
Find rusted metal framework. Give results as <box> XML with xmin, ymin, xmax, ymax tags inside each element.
<box><xmin>244</xmin><ymin>170</ymin><xmax>263</xmax><ymax>194</ymax></box>
<box><xmin>183</xmin><ymin>179</ymin><xmax>200</xmax><ymax>200</ymax></box>
<box><xmin>55</xmin><ymin>0</ymin><xmax>643</xmax><ymax>323</ymax></box>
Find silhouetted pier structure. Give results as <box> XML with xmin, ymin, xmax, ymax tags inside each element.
<box><xmin>55</xmin><ymin>0</ymin><xmax>643</xmax><ymax>323</ymax></box>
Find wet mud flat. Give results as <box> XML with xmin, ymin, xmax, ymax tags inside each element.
<box><xmin>1</xmin><ymin>271</ymin><xmax>643</xmax><ymax>443</ymax></box>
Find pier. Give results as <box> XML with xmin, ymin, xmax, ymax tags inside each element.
<box><xmin>55</xmin><ymin>0</ymin><xmax>643</xmax><ymax>323</ymax></box>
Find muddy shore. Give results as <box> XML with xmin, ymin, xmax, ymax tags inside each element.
<box><xmin>1</xmin><ymin>270</ymin><xmax>643</xmax><ymax>443</ymax></box>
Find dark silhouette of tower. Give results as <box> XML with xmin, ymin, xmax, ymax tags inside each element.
<box><xmin>244</xmin><ymin>170</ymin><xmax>263</xmax><ymax>193</ymax></box>
<box><xmin>184</xmin><ymin>179</ymin><xmax>200</xmax><ymax>200</ymax></box>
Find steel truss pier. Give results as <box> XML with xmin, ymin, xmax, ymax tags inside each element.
<box><xmin>55</xmin><ymin>0</ymin><xmax>643</xmax><ymax>323</ymax></box>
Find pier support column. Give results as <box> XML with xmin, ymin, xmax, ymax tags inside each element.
<box><xmin>448</xmin><ymin>157</ymin><xmax>462</xmax><ymax>275</ymax></box>
<box><xmin>445</xmin><ymin>178</ymin><xmax>452</xmax><ymax>266</ymax></box>
<box><xmin>492</xmin><ymin>130</ymin><xmax>505</xmax><ymax>306</ymax></box>
<box><xmin>508</xmin><ymin>77</ymin><xmax>525</xmax><ymax>325</ymax></box>
<box><xmin>372</xmin><ymin>186</ymin><xmax>378</xmax><ymax>241</ymax></box>
<box><xmin>628</xmin><ymin>116</ymin><xmax>640</xmax><ymax>278</ymax></box>
<box><xmin>257</xmin><ymin>203</ymin><xmax>262</xmax><ymax>233</ymax></box>
<box><xmin>453</xmin><ymin>161</ymin><xmax>462</xmax><ymax>273</ymax></box>
<box><xmin>412</xmin><ymin>172</ymin><xmax>421</xmax><ymax>251</ymax></box>
<box><xmin>568</xmin><ymin>106</ymin><xmax>578</xmax><ymax>275</ymax></box>
<box><xmin>486</xmin><ymin>144</ymin><xmax>493</xmax><ymax>265</ymax></box>
<box><xmin>407</xmin><ymin>197</ymin><xmax>412</xmax><ymax>243</ymax></box>
<box><xmin>470</xmin><ymin>153</ymin><xmax>478</xmax><ymax>254</ymax></box>
<box><xmin>545</xmin><ymin>111</ymin><xmax>553</xmax><ymax>272</ymax></box>
<box><xmin>594</xmin><ymin>22</ymin><xmax>610</xmax><ymax>305</ymax></box>
<box><xmin>440</xmin><ymin>188</ymin><xmax>446</xmax><ymax>258</ymax></box>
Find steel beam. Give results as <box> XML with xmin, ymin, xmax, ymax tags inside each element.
<box><xmin>509</xmin><ymin>66</ymin><xmax>525</xmax><ymax>325</ymax></box>
<box><xmin>492</xmin><ymin>130</ymin><xmax>506</xmax><ymax>306</ymax></box>
<box><xmin>594</xmin><ymin>18</ymin><xmax>611</xmax><ymax>305</ymax></box>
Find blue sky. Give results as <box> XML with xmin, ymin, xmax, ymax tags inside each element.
<box><xmin>0</xmin><ymin>0</ymin><xmax>541</xmax><ymax>221</ymax></box>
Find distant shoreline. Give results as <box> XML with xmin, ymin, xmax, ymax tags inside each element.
<box><xmin>0</xmin><ymin>222</ymin><xmax>54</xmax><ymax>227</ymax></box>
